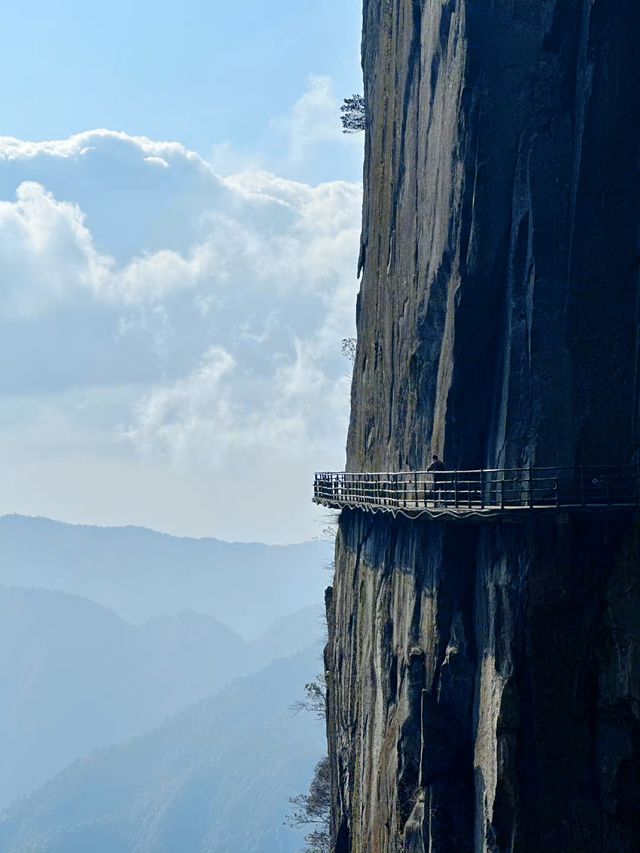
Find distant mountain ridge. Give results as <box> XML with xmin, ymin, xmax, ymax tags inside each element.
<box><xmin>0</xmin><ymin>650</ymin><xmax>326</xmax><ymax>853</ymax></box>
<box><xmin>0</xmin><ymin>585</ymin><xmax>323</xmax><ymax>810</ymax></box>
<box><xmin>0</xmin><ymin>514</ymin><xmax>331</xmax><ymax>637</ymax></box>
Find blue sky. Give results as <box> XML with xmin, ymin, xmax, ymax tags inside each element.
<box><xmin>0</xmin><ymin>1</ymin><xmax>364</xmax><ymax>543</ymax></box>
<box><xmin>0</xmin><ymin>0</ymin><xmax>363</xmax><ymax>182</ymax></box>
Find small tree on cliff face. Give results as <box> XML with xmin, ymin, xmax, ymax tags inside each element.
<box><xmin>341</xmin><ymin>337</ymin><xmax>357</xmax><ymax>363</ymax></box>
<box><xmin>287</xmin><ymin>675</ymin><xmax>330</xmax><ymax>853</ymax></box>
<box><xmin>286</xmin><ymin>756</ymin><xmax>331</xmax><ymax>853</ymax></box>
<box><xmin>340</xmin><ymin>94</ymin><xmax>366</xmax><ymax>133</ymax></box>
<box><xmin>291</xmin><ymin>673</ymin><xmax>327</xmax><ymax>720</ymax></box>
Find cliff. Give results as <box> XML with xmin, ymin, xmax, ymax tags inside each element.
<box><xmin>326</xmin><ymin>3</ymin><xmax>640</xmax><ymax>852</ymax></box>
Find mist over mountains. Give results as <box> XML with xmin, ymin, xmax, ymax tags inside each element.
<box><xmin>0</xmin><ymin>514</ymin><xmax>331</xmax><ymax>636</ymax></box>
<box><xmin>0</xmin><ymin>650</ymin><xmax>325</xmax><ymax>853</ymax></box>
<box><xmin>0</xmin><ymin>515</ymin><xmax>329</xmax><ymax>851</ymax></box>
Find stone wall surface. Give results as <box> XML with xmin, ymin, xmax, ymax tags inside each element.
<box><xmin>326</xmin><ymin>2</ymin><xmax>640</xmax><ymax>851</ymax></box>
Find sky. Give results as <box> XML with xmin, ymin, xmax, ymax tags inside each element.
<box><xmin>0</xmin><ymin>0</ymin><xmax>364</xmax><ymax>544</ymax></box>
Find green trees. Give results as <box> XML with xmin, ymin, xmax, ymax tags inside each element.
<box><xmin>340</xmin><ymin>94</ymin><xmax>366</xmax><ymax>133</ymax></box>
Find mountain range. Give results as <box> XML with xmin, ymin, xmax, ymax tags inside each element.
<box><xmin>0</xmin><ymin>515</ymin><xmax>332</xmax><ymax>637</ymax></box>
<box><xmin>0</xmin><ymin>515</ymin><xmax>329</xmax><ymax>850</ymax></box>
<box><xmin>0</xmin><ymin>650</ymin><xmax>326</xmax><ymax>853</ymax></box>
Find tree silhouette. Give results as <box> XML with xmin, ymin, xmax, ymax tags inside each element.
<box><xmin>286</xmin><ymin>757</ymin><xmax>331</xmax><ymax>853</ymax></box>
<box><xmin>340</xmin><ymin>94</ymin><xmax>366</xmax><ymax>133</ymax></box>
<box><xmin>341</xmin><ymin>337</ymin><xmax>357</xmax><ymax>363</ymax></box>
<box><xmin>291</xmin><ymin>673</ymin><xmax>326</xmax><ymax>720</ymax></box>
<box><xmin>287</xmin><ymin>674</ymin><xmax>330</xmax><ymax>852</ymax></box>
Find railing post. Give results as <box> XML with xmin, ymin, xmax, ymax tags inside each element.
<box><xmin>528</xmin><ymin>464</ymin><xmax>534</xmax><ymax>509</ymax></box>
<box><xmin>454</xmin><ymin>471</ymin><xmax>459</xmax><ymax>509</ymax></box>
<box><xmin>480</xmin><ymin>470</ymin><xmax>485</xmax><ymax>509</ymax></box>
<box><xmin>414</xmin><ymin>471</ymin><xmax>418</xmax><ymax>508</ymax></box>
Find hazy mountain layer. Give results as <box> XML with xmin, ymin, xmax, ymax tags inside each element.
<box><xmin>0</xmin><ymin>650</ymin><xmax>326</xmax><ymax>853</ymax></box>
<box><xmin>0</xmin><ymin>514</ymin><xmax>331</xmax><ymax>637</ymax></box>
<box><xmin>0</xmin><ymin>586</ymin><xmax>322</xmax><ymax>809</ymax></box>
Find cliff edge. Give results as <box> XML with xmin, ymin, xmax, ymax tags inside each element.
<box><xmin>326</xmin><ymin>3</ymin><xmax>640</xmax><ymax>851</ymax></box>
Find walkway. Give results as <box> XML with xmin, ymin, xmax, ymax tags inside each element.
<box><xmin>313</xmin><ymin>466</ymin><xmax>640</xmax><ymax>520</ymax></box>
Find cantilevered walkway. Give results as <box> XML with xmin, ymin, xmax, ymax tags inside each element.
<box><xmin>313</xmin><ymin>466</ymin><xmax>640</xmax><ymax>520</ymax></box>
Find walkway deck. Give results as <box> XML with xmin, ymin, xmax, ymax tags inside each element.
<box><xmin>313</xmin><ymin>466</ymin><xmax>640</xmax><ymax>520</ymax></box>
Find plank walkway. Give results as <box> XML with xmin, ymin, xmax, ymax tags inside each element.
<box><xmin>313</xmin><ymin>466</ymin><xmax>640</xmax><ymax>520</ymax></box>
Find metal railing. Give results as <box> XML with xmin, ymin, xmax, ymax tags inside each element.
<box><xmin>313</xmin><ymin>466</ymin><xmax>640</xmax><ymax>519</ymax></box>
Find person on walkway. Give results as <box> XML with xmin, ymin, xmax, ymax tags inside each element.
<box><xmin>427</xmin><ymin>454</ymin><xmax>445</xmax><ymax>504</ymax></box>
<box><xmin>427</xmin><ymin>454</ymin><xmax>444</xmax><ymax>473</ymax></box>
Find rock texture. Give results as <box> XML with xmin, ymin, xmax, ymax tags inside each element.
<box><xmin>326</xmin><ymin>2</ymin><xmax>640</xmax><ymax>851</ymax></box>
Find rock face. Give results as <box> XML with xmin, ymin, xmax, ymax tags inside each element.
<box><xmin>326</xmin><ymin>3</ymin><xmax>640</xmax><ymax>852</ymax></box>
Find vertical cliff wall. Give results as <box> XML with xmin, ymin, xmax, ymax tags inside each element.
<box><xmin>326</xmin><ymin>2</ymin><xmax>640</xmax><ymax>851</ymax></box>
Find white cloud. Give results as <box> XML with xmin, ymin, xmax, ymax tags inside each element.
<box><xmin>275</xmin><ymin>75</ymin><xmax>345</xmax><ymax>163</ymax></box>
<box><xmin>0</xmin><ymin>182</ymin><xmax>110</xmax><ymax>317</ymax></box>
<box><xmin>143</xmin><ymin>156</ymin><xmax>169</xmax><ymax>168</ymax></box>
<box><xmin>0</xmin><ymin>180</ymin><xmax>213</xmax><ymax>314</ymax></box>
<box><xmin>0</xmin><ymin>129</ymin><xmax>202</xmax><ymax>166</ymax></box>
<box><xmin>0</xmin><ymin>135</ymin><xmax>361</xmax><ymax>313</ymax></box>
<box><xmin>128</xmin><ymin>346</ymin><xmax>236</xmax><ymax>464</ymax></box>
<box><xmin>0</xmin><ymin>127</ymin><xmax>362</xmax><ymax>542</ymax></box>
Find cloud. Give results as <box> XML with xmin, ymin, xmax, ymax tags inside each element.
<box><xmin>128</xmin><ymin>346</ymin><xmax>236</xmax><ymax>464</ymax></box>
<box><xmin>0</xmin><ymin>180</ymin><xmax>213</xmax><ymax>315</ymax></box>
<box><xmin>0</xmin><ymin>181</ymin><xmax>109</xmax><ymax>318</ymax></box>
<box><xmin>0</xmin><ymin>133</ymin><xmax>361</xmax><ymax>313</ymax></box>
<box><xmin>0</xmin><ymin>128</ymin><xmax>362</xmax><ymax>541</ymax></box>
<box><xmin>275</xmin><ymin>75</ymin><xmax>344</xmax><ymax>162</ymax></box>
<box><xmin>0</xmin><ymin>129</ymin><xmax>202</xmax><ymax>167</ymax></box>
<box><xmin>263</xmin><ymin>75</ymin><xmax>364</xmax><ymax>182</ymax></box>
